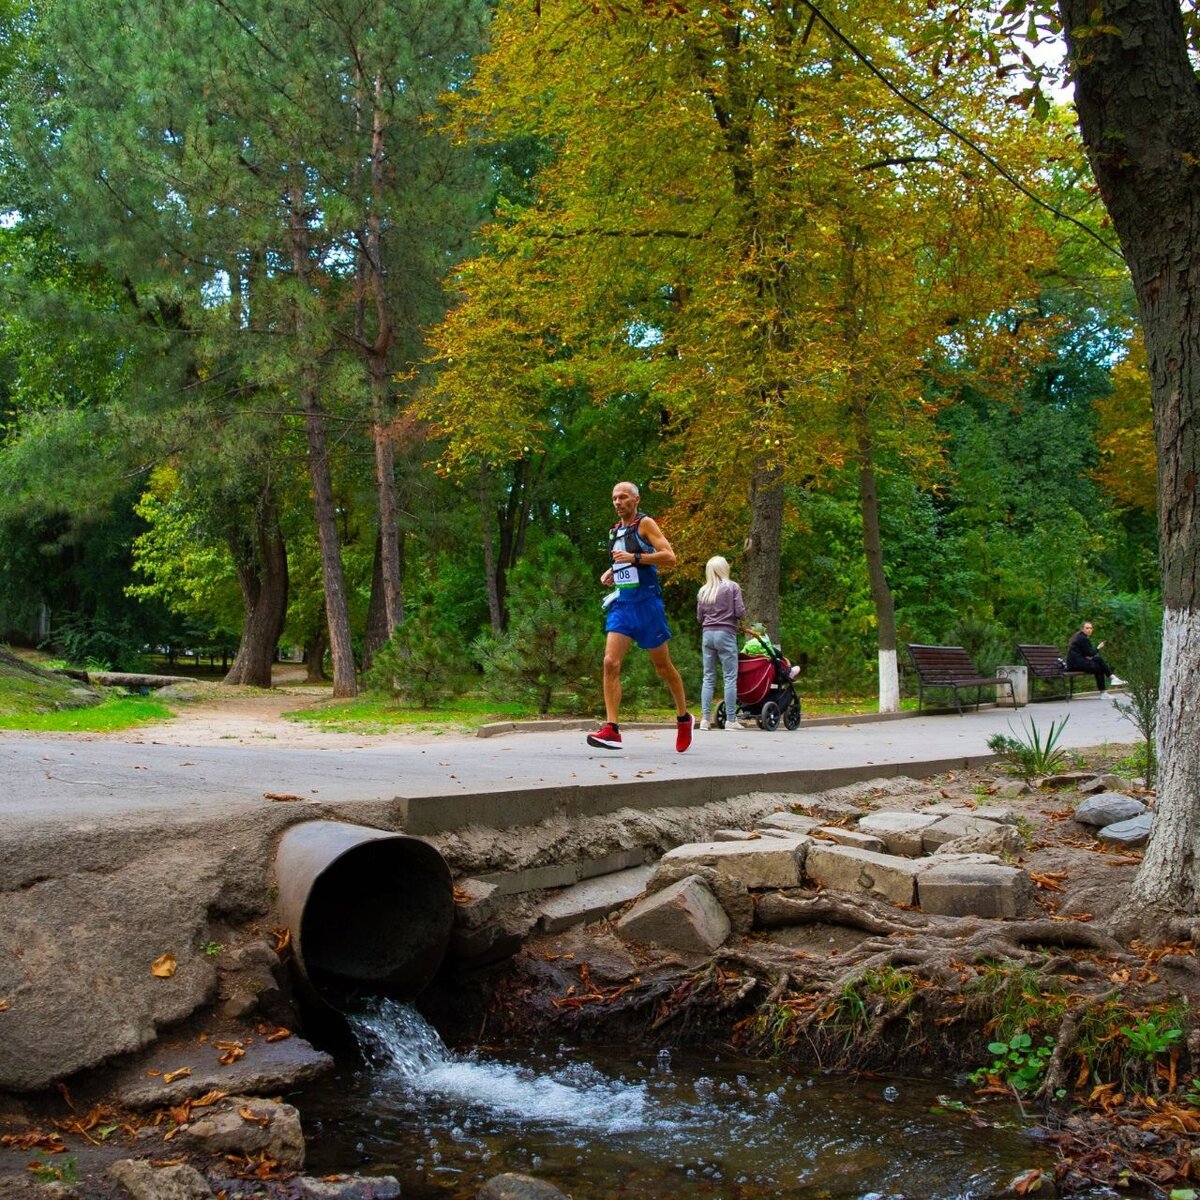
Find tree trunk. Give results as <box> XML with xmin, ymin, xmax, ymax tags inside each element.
<box><xmin>288</xmin><ymin>208</ymin><xmax>357</xmax><ymax>699</ymax></box>
<box><xmin>852</xmin><ymin>396</ymin><xmax>900</xmax><ymax>713</ymax></box>
<box><xmin>480</xmin><ymin>463</ymin><xmax>504</xmax><ymax>634</ymax></box>
<box><xmin>371</xmin><ymin>358</ymin><xmax>404</xmax><ymax>636</ymax></box>
<box><xmin>365</xmin><ymin>69</ymin><xmax>404</xmax><ymax>638</ymax></box>
<box><xmin>223</xmin><ymin>497</ymin><xmax>288</xmax><ymax>688</ymax></box>
<box><xmin>363</xmin><ymin>529</ymin><xmax>389</xmax><ymax>672</ymax></box>
<box><xmin>302</xmin><ymin>379</ymin><xmax>358</xmax><ymax>698</ymax></box>
<box><xmin>743</xmin><ymin>462</ymin><xmax>785</xmax><ymax>640</ymax></box>
<box><xmin>1058</xmin><ymin>0</ymin><xmax>1200</xmax><ymax>920</ymax></box>
<box><xmin>304</xmin><ymin>619</ymin><xmax>329</xmax><ymax>684</ymax></box>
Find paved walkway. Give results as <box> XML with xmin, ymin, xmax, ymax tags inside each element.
<box><xmin>0</xmin><ymin>694</ymin><xmax>1138</xmax><ymax>835</ymax></box>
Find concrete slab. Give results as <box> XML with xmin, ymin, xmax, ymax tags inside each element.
<box><xmin>917</xmin><ymin>863</ymin><xmax>1033</xmax><ymax>918</ymax></box>
<box><xmin>804</xmin><ymin>843</ymin><xmax>929</xmax><ymax>905</ymax></box>
<box><xmin>857</xmin><ymin>811</ymin><xmax>941</xmax><ymax>857</ymax></box>
<box><xmin>921</xmin><ymin>814</ymin><xmax>1006</xmax><ymax>853</ymax></box>
<box><xmin>812</xmin><ymin>827</ymin><xmax>887</xmax><ymax>853</ymax></box>
<box><xmin>658</xmin><ymin>836</ymin><xmax>808</xmax><ymax>889</ymax></box>
<box><xmin>537</xmin><ymin>865</ymin><xmax>655</xmax><ymax>933</ymax></box>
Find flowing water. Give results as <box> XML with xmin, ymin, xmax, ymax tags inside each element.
<box><xmin>292</xmin><ymin>998</ymin><xmax>1079</xmax><ymax>1199</ymax></box>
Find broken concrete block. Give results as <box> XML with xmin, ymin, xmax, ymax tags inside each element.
<box><xmin>537</xmin><ymin>865</ymin><xmax>655</xmax><ymax>933</ymax></box>
<box><xmin>917</xmin><ymin>863</ymin><xmax>1034</xmax><ymax>918</ymax></box>
<box><xmin>658</xmin><ymin>835</ymin><xmax>807</xmax><ymax>889</ymax></box>
<box><xmin>921</xmin><ymin>814</ymin><xmax>1006</xmax><ymax>853</ymax></box>
<box><xmin>616</xmin><ymin>875</ymin><xmax>730</xmax><ymax>954</ymax></box>
<box><xmin>856</xmin><ymin>811</ymin><xmax>940</xmax><ymax>857</ymax></box>
<box><xmin>812</xmin><ymin>827</ymin><xmax>887</xmax><ymax>854</ymax></box>
<box><xmin>758</xmin><ymin>812</ymin><xmax>824</xmax><ymax>835</ymax></box>
<box><xmin>934</xmin><ymin>824</ymin><xmax>1025</xmax><ymax>857</ymax></box>
<box><xmin>804</xmin><ymin>843</ymin><xmax>928</xmax><ymax>905</ymax></box>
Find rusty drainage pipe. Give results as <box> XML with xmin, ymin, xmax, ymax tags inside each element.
<box><xmin>274</xmin><ymin>821</ymin><xmax>453</xmax><ymax>1011</ymax></box>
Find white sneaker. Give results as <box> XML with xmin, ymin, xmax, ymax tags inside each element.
<box><xmin>1110</xmin><ymin>676</ymin><xmax>1125</xmax><ymax>687</ymax></box>
<box><xmin>699</xmin><ymin>719</ymin><xmax>710</xmax><ymax>731</ymax></box>
<box><xmin>788</xmin><ymin>665</ymin><xmax>801</xmax><ymax>680</ymax></box>
<box><xmin>726</xmin><ymin>719</ymin><xmax>746</xmax><ymax>730</ymax></box>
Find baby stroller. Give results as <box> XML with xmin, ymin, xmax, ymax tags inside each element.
<box><xmin>714</xmin><ymin>629</ymin><xmax>802</xmax><ymax>731</ymax></box>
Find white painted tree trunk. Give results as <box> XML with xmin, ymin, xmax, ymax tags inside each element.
<box><xmin>1128</xmin><ymin>608</ymin><xmax>1200</xmax><ymax>910</ymax></box>
<box><xmin>878</xmin><ymin>648</ymin><xmax>900</xmax><ymax>713</ymax></box>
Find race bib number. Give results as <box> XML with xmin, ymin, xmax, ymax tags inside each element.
<box><xmin>613</xmin><ymin>563</ymin><xmax>640</xmax><ymax>590</ymax></box>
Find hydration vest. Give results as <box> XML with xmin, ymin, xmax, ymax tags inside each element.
<box><xmin>608</xmin><ymin>514</ymin><xmax>661</xmax><ymax>597</ymax></box>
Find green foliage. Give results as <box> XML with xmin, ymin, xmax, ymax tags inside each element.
<box><xmin>987</xmin><ymin>716</ymin><xmax>1070</xmax><ymax>780</ymax></box>
<box><xmin>27</xmin><ymin>1156</ymin><xmax>77</xmax><ymax>1186</ymax></box>
<box><xmin>964</xmin><ymin>963</ymin><xmax>1069</xmax><ymax>1038</ymax></box>
<box><xmin>474</xmin><ymin>535</ymin><xmax>602</xmax><ymax>715</ymax></box>
<box><xmin>1120</xmin><ymin>1016</ymin><xmax>1183</xmax><ymax>1062</ymax></box>
<box><xmin>970</xmin><ymin>1032</ymin><xmax>1055</xmax><ymax>1093</ymax></box>
<box><xmin>365</xmin><ymin>612</ymin><xmax>473</xmax><ymax>710</ymax></box>
<box><xmin>1111</xmin><ymin>596</ymin><xmax>1162</xmax><ymax>785</ymax></box>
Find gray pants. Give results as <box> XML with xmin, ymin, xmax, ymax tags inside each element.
<box><xmin>701</xmin><ymin>628</ymin><xmax>739</xmax><ymax>719</ymax></box>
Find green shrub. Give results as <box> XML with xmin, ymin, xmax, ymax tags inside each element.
<box><xmin>365</xmin><ymin>609</ymin><xmax>473</xmax><ymax>708</ymax></box>
<box><xmin>474</xmin><ymin>535</ymin><xmax>604</xmax><ymax>716</ymax></box>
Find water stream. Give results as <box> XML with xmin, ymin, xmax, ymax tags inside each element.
<box><xmin>292</xmin><ymin>998</ymin><xmax>1087</xmax><ymax>1198</ymax></box>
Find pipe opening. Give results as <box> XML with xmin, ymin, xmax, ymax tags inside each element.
<box><xmin>276</xmin><ymin>822</ymin><xmax>453</xmax><ymax>1013</ymax></box>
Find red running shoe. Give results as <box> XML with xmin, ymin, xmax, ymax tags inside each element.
<box><xmin>587</xmin><ymin>722</ymin><xmax>622</xmax><ymax>749</ymax></box>
<box><xmin>676</xmin><ymin>712</ymin><xmax>693</xmax><ymax>753</ymax></box>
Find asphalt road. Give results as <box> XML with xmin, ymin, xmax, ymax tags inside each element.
<box><xmin>0</xmin><ymin>693</ymin><xmax>1139</xmax><ymax>832</ymax></box>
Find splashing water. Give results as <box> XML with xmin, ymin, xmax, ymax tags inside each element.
<box><xmin>348</xmin><ymin>997</ymin><xmax>650</xmax><ymax>1134</ymax></box>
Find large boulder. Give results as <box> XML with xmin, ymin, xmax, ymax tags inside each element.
<box><xmin>1074</xmin><ymin>793</ymin><xmax>1148</xmax><ymax>828</ymax></box>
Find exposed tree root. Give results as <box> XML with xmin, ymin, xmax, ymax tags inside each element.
<box><xmin>1035</xmin><ymin>988</ymin><xmax>1119</xmax><ymax>1105</ymax></box>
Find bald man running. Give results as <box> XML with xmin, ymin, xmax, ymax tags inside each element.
<box><xmin>587</xmin><ymin>480</ymin><xmax>692</xmax><ymax>752</ymax></box>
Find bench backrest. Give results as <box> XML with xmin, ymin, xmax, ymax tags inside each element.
<box><xmin>1016</xmin><ymin>644</ymin><xmax>1069</xmax><ymax>676</ymax></box>
<box><xmin>906</xmin><ymin>644</ymin><xmax>987</xmax><ymax>683</ymax></box>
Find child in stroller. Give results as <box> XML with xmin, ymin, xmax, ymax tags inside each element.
<box><xmin>713</xmin><ymin>624</ymin><xmax>802</xmax><ymax>731</ymax></box>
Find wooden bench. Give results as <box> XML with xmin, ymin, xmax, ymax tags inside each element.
<box><xmin>906</xmin><ymin>644</ymin><xmax>1019</xmax><ymax>714</ymax></box>
<box><xmin>1016</xmin><ymin>644</ymin><xmax>1089</xmax><ymax>700</ymax></box>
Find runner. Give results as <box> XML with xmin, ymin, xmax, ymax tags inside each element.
<box><xmin>587</xmin><ymin>481</ymin><xmax>692</xmax><ymax>752</ymax></box>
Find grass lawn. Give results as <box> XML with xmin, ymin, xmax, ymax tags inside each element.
<box><xmin>0</xmin><ymin>692</ymin><xmax>175</xmax><ymax>732</ymax></box>
<box><xmin>282</xmin><ymin>689</ymin><xmax>906</xmax><ymax>734</ymax></box>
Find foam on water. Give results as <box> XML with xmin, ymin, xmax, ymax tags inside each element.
<box><xmin>348</xmin><ymin>998</ymin><xmax>651</xmax><ymax>1134</ymax></box>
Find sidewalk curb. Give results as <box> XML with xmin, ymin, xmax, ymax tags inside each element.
<box><xmin>474</xmin><ymin>704</ymin><xmax>1030</xmax><ymax>738</ymax></box>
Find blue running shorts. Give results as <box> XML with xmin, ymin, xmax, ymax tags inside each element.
<box><xmin>605</xmin><ymin>594</ymin><xmax>673</xmax><ymax>650</ymax></box>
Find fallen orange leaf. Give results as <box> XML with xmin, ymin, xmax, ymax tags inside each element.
<box><xmin>215</xmin><ymin>1041</ymin><xmax>245</xmax><ymax>1066</ymax></box>
<box><xmin>151</xmin><ymin>954</ymin><xmax>177</xmax><ymax>979</ymax></box>
<box><xmin>162</xmin><ymin>1068</ymin><xmax>191</xmax><ymax>1085</ymax></box>
<box><xmin>239</xmin><ymin>1107</ymin><xmax>271</xmax><ymax>1127</ymax></box>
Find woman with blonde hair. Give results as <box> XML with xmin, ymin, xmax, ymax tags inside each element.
<box><xmin>696</xmin><ymin>555</ymin><xmax>746</xmax><ymax>731</ymax></box>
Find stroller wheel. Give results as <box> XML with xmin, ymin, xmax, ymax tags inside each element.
<box><xmin>714</xmin><ymin>702</ymin><xmax>727</xmax><ymax>729</ymax></box>
<box><xmin>758</xmin><ymin>700</ymin><xmax>781</xmax><ymax>731</ymax></box>
<box><xmin>784</xmin><ymin>697</ymin><xmax>801</xmax><ymax>730</ymax></box>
